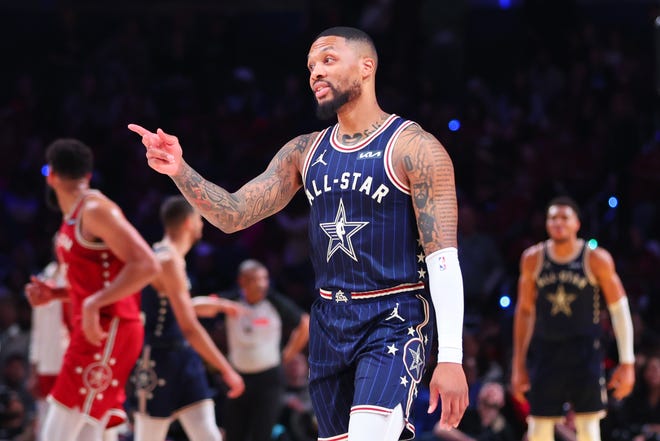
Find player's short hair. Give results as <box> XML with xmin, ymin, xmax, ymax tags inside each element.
<box><xmin>546</xmin><ymin>196</ymin><xmax>581</xmax><ymax>221</ymax></box>
<box><xmin>45</xmin><ymin>138</ymin><xmax>93</xmax><ymax>179</ymax></box>
<box><xmin>315</xmin><ymin>26</ymin><xmax>378</xmax><ymax>61</ymax></box>
<box><xmin>160</xmin><ymin>195</ymin><xmax>194</xmax><ymax>228</ymax></box>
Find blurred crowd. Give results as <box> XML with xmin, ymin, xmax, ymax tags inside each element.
<box><xmin>0</xmin><ymin>1</ymin><xmax>659</xmax><ymax>440</ymax></box>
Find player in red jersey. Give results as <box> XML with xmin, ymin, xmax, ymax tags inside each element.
<box><xmin>25</xmin><ymin>138</ymin><xmax>161</xmax><ymax>440</ymax></box>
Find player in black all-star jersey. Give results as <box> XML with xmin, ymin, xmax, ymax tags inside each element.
<box><xmin>512</xmin><ymin>196</ymin><xmax>635</xmax><ymax>441</ymax></box>
<box><xmin>129</xmin><ymin>26</ymin><xmax>468</xmax><ymax>441</ymax></box>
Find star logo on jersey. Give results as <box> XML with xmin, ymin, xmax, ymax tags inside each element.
<box><xmin>546</xmin><ymin>284</ymin><xmax>577</xmax><ymax>316</ymax></box>
<box><xmin>319</xmin><ymin>198</ymin><xmax>369</xmax><ymax>262</ymax></box>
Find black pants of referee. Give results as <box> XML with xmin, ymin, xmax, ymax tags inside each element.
<box><xmin>222</xmin><ymin>366</ymin><xmax>284</xmax><ymax>441</ymax></box>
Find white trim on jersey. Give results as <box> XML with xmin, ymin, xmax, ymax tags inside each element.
<box><xmin>73</xmin><ymin>190</ymin><xmax>111</xmax><ymax>251</ymax></box>
<box><xmin>319</xmin><ymin>281</ymin><xmax>425</xmax><ymax>300</ymax></box>
<box><xmin>330</xmin><ymin>114</ymin><xmax>399</xmax><ymax>152</ymax></box>
<box><xmin>301</xmin><ymin>127</ymin><xmax>332</xmax><ymax>183</ymax></box>
<box><xmin>384</xmin><ymin>120</ymin><xmax>416</xmax><ymax>195</ymax></box>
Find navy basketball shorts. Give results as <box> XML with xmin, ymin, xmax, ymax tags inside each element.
<box><xmin>132</xmin><ymin>343</ymin><xmax>214</xmax><ymax>418</ymax></box>
<box><xmin>527</xmin><ymin>336</ymin><xmax>607</xmax><ymax>417</ymax></box>
<box><xmin>308</xmin><ymin>287</ymin><xmax>433</xmax><ymax>440</ymax></box>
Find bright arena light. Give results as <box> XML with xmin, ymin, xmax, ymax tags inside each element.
<box><xmin>608</xmin><ymin>196</ymin><xmax>618</xmax><ymax>208</ymax></box>
<box><xmin>448</xmin><ymin>119</ymin><xmax>461</xmax><ymax>132</ymax></box>
<box><xmin>499</xmin><ymin>295</ymin><xmax>511</xmax><ymax>309</ymax></box>
<box><xmin>587</xmin><ymin>239</ymin><xmax>598</xmax><ymax>249</ymax></box>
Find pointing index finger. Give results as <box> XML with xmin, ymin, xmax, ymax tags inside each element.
<box><xmin>127</xmin><ymin>123</ymin><xmax>150</xmax><ymax>136</ymax></box>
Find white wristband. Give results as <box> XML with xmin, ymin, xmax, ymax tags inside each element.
<box><xmin>425</xmin><ymin>247</ymin><xmax>464</xmax><ymax>364</ymax></box>
<box><xmin>607</xmin><ymin>296</ymin><xmax>635</xmax><ymax>364</ymax></box>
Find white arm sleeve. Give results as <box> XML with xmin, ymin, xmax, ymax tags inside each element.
<box><xmin>425</xmin><ymin>247</ymin><xmax>464</xmax><ymax>364</ymax></box>
<box><xmin>607</xmin><ymin>296</ymin><xmax>635</xmax><ymax>364</ymax></box>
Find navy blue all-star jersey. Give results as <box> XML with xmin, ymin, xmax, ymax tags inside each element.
<box><xmin>131</xmin><ymin>242</ymin><xmax>214</xmax><ymax>418</ymax></box>
<box><xmin>302</xmin><ymin>115</ymin><xmax>433</xmax><ymax>440</ymax></box>
<box><xmin>302</xmin><ymin>114</ymin><xmax>426</xmax><ymax>293</ymax></box>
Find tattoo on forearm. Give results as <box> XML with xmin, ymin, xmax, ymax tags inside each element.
<box><xmin>172</xmin><ymin>135</ymin><xmax>310</xmax><ymax>231</ymax></box>
<box><xmin>173</xmin><ymin>165</ymin><xmax>241</xmax><ymax>228</ymax></box>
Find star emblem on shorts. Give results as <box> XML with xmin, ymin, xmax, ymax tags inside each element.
<box><xmin>319</xmin><ymin>198</ymin><xmax>368</xmax><ymax>262</ymax></box>
<box><xmin>387</xmin><ymin>343</ymin><xmax>398</xmax><ymax>355</ymax></box>
<box><xmin>82</xmin><ymin>362</ymin><xmax>113</xmax><ymax>392</ymax></box>
<box><xmin>408</xmin><ymin>345</ymin><xmax>424</xmax><ymax>377</ymax></box>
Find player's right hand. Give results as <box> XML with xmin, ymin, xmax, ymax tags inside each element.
<box><xmin>428</xmin><ymin>362</ymin><xmax>469</xmax><ymax>430</ymax></box>
<box><xmin>128</xmin><ymin>124</ymin><xmax>183</xmax><ymax>176</ymax></box>
<box><xmin>223</xmin><ymin>368</ymin><xmax>246</xmax><ymax>399</ymax></box>
<box><xmin>82</xmin><ymin>296</ymin><xmax>108</xmax><ymax>346</ymax></box>
<box><xmin>24</xmin><ymin>276</ymin><xmax>54</xmax><ymax>306</ymax></box>
<box><xmin>510</xmin><ymin>365</ymin><xmax>530</xmax><ymax>404</ymax></box>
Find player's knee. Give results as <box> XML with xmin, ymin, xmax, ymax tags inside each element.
<box><xmin>574</xmin><ymin>414</ymin><xmax>602</xmax><ymax>441</ymax></box>
<box><xmin>527</xmin><ymin>417</ymin><xmax>555</xmax><ymax>441</ymax></box>
<box><xmin>348</xmin><ymin>404</ymin><xmax>405</xmax><ymax>441</ymax></box>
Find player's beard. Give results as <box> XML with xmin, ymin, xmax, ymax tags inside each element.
<box><xmin>45</xmin><ymin>186</ymin><xmax>61</xmax><ymax>212</ymax></box>
<box><xmin>315</xmin><ymin>80</ymin><xmax>361</xmax><ymax>120</ymax></box>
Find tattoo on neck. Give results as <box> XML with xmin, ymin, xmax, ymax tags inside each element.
<box><xmin>340</xmin><ymin>113</ymin><xmax>389</xmax><ymax>146</ymax></box>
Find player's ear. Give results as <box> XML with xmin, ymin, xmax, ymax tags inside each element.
<box><xmin>361</xmin><ymin>56</ymin><xmax>376</xmax><ymax>78</ymax></box>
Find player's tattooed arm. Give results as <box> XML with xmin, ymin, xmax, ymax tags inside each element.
<box><xmin>395</xmin><ymin>124</ymin><xmax>458</xmax><ymax>255</ymax></box>
<box><xmin>172</xmin><ymin>133</ymin><xmax>315</xmax><ymax>233</ymax></box>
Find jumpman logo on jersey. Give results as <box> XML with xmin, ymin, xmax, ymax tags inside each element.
<box><xmin>311</xmin><ymin>149</ymin><xmax>328</xmax><ymax>167</ymax></box>
<box><xmin>319</xmin><ymin>198</ymin><xmax>368</xmax><ymax>262</ymax></box>
<box><xmin>385</xmin><ymin>303</ymin><xmax>405</xmax><ymax>322</ymax></box>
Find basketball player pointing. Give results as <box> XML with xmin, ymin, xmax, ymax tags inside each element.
<box><xmin>130</xmin><ymin>27</ymin><xmax>468</xmax><ymax>441</ymax></box>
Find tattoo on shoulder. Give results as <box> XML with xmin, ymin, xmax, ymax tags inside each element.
<box><xmin>291</xmin><ymin>133</ymin><xmax>315</xmax><ymax>154</ymax></box>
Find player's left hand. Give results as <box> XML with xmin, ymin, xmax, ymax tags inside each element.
<box><xmin>82</xmin><ymin>296</ymin><xmax>108</xmax><ymax>346</ymax></box>
<box><xmin>24</xmin><ymin>276</ymin><xmax>55</xmax><ymax>306</ymax></box>
<box><xmin>608</xmin><ymin>363</ymin><xmax>635</xmax><ymax>400</ymax></box>
<box><xmin>428</xmin><ymin>362</ymin><xmax>469</xmax><ymax>430</ymax></box>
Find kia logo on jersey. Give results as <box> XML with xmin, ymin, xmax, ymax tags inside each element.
<box><xmin>357</xmin><ymin>151</ymin><xmax>382</xmax><ymax>159</ymax></box>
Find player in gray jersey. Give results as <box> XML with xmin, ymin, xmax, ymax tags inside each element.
<box><xmin>130</xmin><ymin>26</ymin><xmax>468</xmax><ymax>441</ymax></box>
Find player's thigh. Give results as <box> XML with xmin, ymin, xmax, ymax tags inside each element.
<box><xmin>133</xmin><ymin>412</ymin><xmax>172</xmax><ymax>441</ymax></box>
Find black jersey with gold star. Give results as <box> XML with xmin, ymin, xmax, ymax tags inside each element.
<box><xmin>533</xmin><ymin>240</ymin><xmax>601</xmax><ymax>340</ymax></box>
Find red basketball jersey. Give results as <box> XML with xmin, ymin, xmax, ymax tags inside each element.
<box><xmin>55</xmin><ymin>191</ymin><xmax>141</xmax><ymax>325</ymax></box>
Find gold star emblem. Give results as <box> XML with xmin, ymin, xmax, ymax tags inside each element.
<box><xmin>546</xmin><ymin>285</ymin><xmax>577</xmax><ymax>316</ymax></box>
